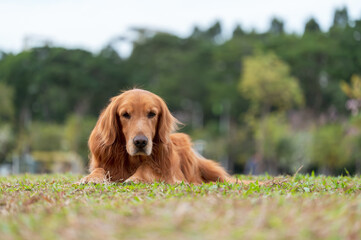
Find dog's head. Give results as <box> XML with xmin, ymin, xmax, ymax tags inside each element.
<box><xmin>94</xmin><ymin>89</ymin><xmax>178</xmax><ymax>156</ymax></box>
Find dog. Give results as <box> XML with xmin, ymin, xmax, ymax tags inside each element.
<box><xmin>79</xmin><ymin>89</ymin><xmax>253</xmax><ymax>184</ymax></box>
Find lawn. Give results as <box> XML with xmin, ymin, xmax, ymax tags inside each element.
<box><xmin>0</xmin><ymin>174</ymin><xmax>360</xmax><ymax>240</ymax></box>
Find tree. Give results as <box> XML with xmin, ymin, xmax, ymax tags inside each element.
<box><xmin>0</xmin><ymin>82</ymin><xmax>14</xmax><ymax>123</ymax></box>
<box><xmin>0</xmin><ymin>83</ymin><xmax>15</xmax><ymax>163</ymax></box>
<box><xmin>0</xmin><ymin>46</ymin><xmax>128</xmax><ymax>123</ymax></box>
<box><xmin>264</xmin><ymin>26</ymin><xmax>341</xmax><ymax>111</ymax></box>
<box><xmin>253</xmin><ymin>114</ymin><xmax>290</xmax><ymax>174</ymax></box>
<box><xmin>189</xmin><ymin>21</ymin><xmax>222</xmax><ymax>43</ymax></box>
<box><xmin>238</xmin><ymin>51</ymin><xmax>304</xmax><ymax>116</ymax></box>
<box><xmin>332</xmin><ymin>7</ymin><xmax>349</xmax><ymax>29</ymax></box>
<box><xmin>238</xmin><ymin>52</ymin><xmax>304</xmax><ymax>174</ymax></box>
<box><xmin>341</xmin><ymin>75</ymin><xmax>361</xmax><ymax>173</ymax></box>
<box><xmin>64</xmin><ymin>115</ymin><xmax>96</xmax><ymax>162</ymax></box>
<box><xmin>205</xmin><ymin>21</ymin><xmax>222</xmax><ymax>41</ymax></box>
<box><xmin>232</xmin><ymin>25</ymin><xmax>245</xmax><ymax>38</ymax></box>
<box><xmin>304</xmin><ymin>18</ymin><xmax>321</xmax><ymax>34</ymax></box>
<box><xmin>269</xmin><ymin>18</ymin><xmax>284</xmax><ymax>35</ymax></box>
<box><xmin>312</xmin><ymin>124</ymin><xmax>350</xmax><ymax>174</ymax></box>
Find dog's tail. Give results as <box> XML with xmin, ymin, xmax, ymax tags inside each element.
<box><xmin>198</xmin><ymin>158</ymin><xmax>231</xmax><ymax>183</ymax></box>
<box><xmin>198</xmin><ymin>158</ymin><xmax>263</xmax><ymax>185</ymax></box>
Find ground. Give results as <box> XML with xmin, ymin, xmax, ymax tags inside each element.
<box><xmin>0</xmin><ymin>174</ymin><xmax>360</xmax><ymax>240</ymax></box>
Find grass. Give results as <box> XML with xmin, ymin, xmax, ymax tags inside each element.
<box><xmin>0</xmin><ymin>174</ymin><xmax>360</xmax><ymax>240</ymax></box>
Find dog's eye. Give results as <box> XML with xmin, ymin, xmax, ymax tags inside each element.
<box><xmin>147</xmin><ymin>112</ymin><xmax>156</xmax><ymax>118</ymax></box>
<box><xmin>122</xmin><ymin>112</ymin><xmax>131</xmax><ymax>119</ymax></box>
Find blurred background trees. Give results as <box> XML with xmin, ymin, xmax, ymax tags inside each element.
<box><xmin>0</xmin><ymin>7</ymin><xmax>361</xmax><ymax>175</ymax></box>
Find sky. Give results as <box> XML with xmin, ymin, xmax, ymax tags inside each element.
<box><xmin>0</xmin><ymin>0</ymin><xmax>361</xmax><ymax>56</ymax></box>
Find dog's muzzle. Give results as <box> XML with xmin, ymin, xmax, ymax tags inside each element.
<box><xmin>133</xmin><ymin>135</ymin><xmax>148</xmax><ymax>149</ymax></box>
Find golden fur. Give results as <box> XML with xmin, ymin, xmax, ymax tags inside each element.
<box><xmin>79</xmin><ymin>89</ymin><xmax>249</xmax><ymax>184</ymax></box>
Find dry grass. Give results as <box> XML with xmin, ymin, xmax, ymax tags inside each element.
<box><xmin>0</xmin><ymin>174</ymin><xmax>360</xmax><ymax>240</ymax></box>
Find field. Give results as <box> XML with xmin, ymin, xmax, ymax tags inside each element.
<box><xmin>0</xmin><ymin>174</ymin><xmax>360</xmax><ymax>240</ymax></box>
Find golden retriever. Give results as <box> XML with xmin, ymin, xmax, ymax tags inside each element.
<box><xmin>79</xmin><ymin>89</ymin><xmax>252</xmax><ymax>184</ymax></box>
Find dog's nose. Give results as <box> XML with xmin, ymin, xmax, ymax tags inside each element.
<box><xmin>133</xmin><ymin>135</ymin><xmax>148</xmax><ymax>149</ymax></box>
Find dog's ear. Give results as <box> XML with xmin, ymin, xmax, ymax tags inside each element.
<box><xmin>156</xmin><ymin>97</ymin><xmax>179</xmax><ymax>144</ymax></box>
<box><xmin>95</xmin><ymin>97</ymin><xmax>121</xmax><ymax>146</ymax></box>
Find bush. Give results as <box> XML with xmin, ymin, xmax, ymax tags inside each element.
<box><xmin>311</xmin><ymin>124</ymin><xmax>350</xmax><ymax>174</ymax></box>
<box><xmin>0</xmin><ymin>124</ymin><xmax>14</xmax><ymax>163</ymax></box>
<box><xmin>64</xmin><ymin>115</ymin><xmax>96</xmax><ymax>163</ymax></box>
<box><xmin>29</xmin><ymin>122</ymin><xmax>65</xmax><ymax>151</ymax></box>
<box><xmin>253</xmin><ymin>114</ymin><xmax>292</xmax><ymax>174</ymax></box>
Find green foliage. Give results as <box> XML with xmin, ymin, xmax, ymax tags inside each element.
<box><xmin>0</xmin><ymin>83</ymin><xmax>15</xmax><ymax>163</ymax></box>
<box><xmin>0</xmin><ymin>47</ymin><xmax>128</xmax><ymax>122</ymax></box>
<box><xmin>0</xmin><ymin>124</ymin><xmax>14</xmax><ymax>163</ymax></box>
<box><xmin>29</xmin><ymin>122</ymin><xmax>64</xmax><ymax>151</ymax></box>
<box><xmin>0</xmin><ymin>82</ymin><xmax>14</xmax><ymax>123</ymax></box>
<box><xmin>254</xmin><ymin>114</ymin><xmax>289</xmax><ymax>161</ymax></box>
<box><xmin>349</xmin><ymin>114</ymin><xmax>361</xmax><ymax>129</ymax></box>
<box><xmin>304</xmin><ymin>18</ymin><xmax>321</xmax><ymax>34</ymax></box>
<box><xmin>341</xmin><ymin>74</ymin><xmax>361</xmax><ymax>99</ymax></box>
<box><xmin>24</xmin><ymin>116</ymin><xmax>95</xmax><ymax>163</ymax></box>
<box><xmin>64</xmin><ymin>115</ymin><xmax>96</xmax><ymax>161</ymax></box>
<box><xmin>252</xmin><ymin>114</ymin><xmax>294</xmax><ymax>174</ymax></box>
<box><xmin>269</xmin><ymin>18</ymin><xmax>284</xmax><ymax>35</ymax></box>
<box><xmin>239</xmin><ymin>52</ymin><xmax>304</xmax><ymax>115</ymax></box>
<box><xmin>346</xmin><ymin>115</ymin><xmax>361</xmax><ymax>173</ymax></box>
<box><xmin>279</xmin><ymin>131</ymin><xmax>313</xmax><ymax>173</ymax></box>
<box><xmin>332</xmin><ymin>7</ymin><xmax>349</xmax><ymax>29</ymax></box>
<box><xmin>312</xmin><ymin>124</ymin><xmax>351</xmax><ymax>173</ymax></box>
<box><xmin>347</xmin><ymin>133</ymin><xmax>361</xmax><ymax>172</ymax></box>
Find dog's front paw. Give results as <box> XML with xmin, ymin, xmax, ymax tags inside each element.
<box><xmin>124</xmin><ymin>177</ymin><xmax>144</xmax><ymax>184</ymax></box>
<box><xmin>77</xmin><ymin>175</ymin><xmax>107</xmax><ymax>184</ymax></box>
